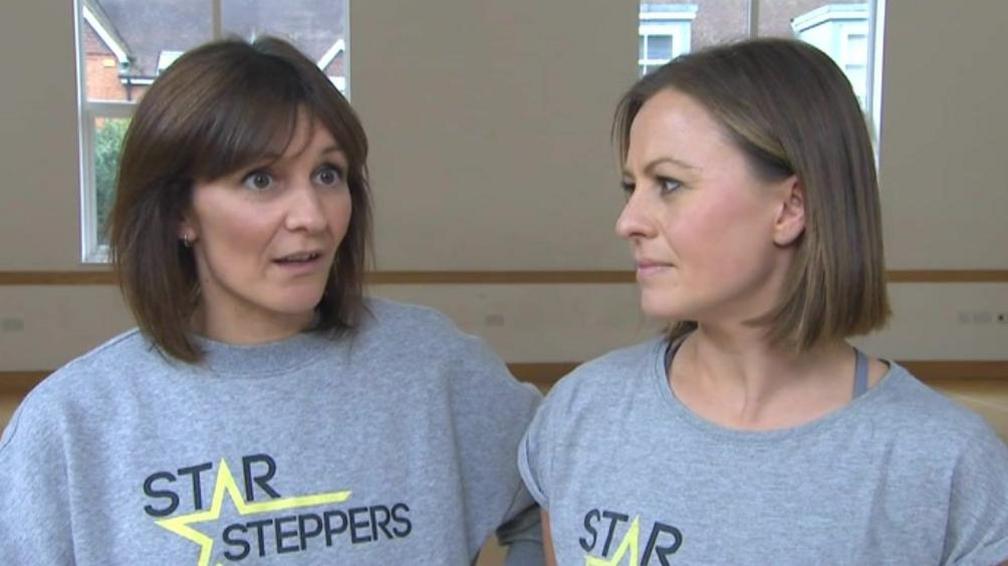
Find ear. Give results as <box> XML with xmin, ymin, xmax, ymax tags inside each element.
<box><xmin>177</xmin><ymin>211</ymin><xmax>198</xmax><ymax>244</ymax></box>
<box><xmin>772</xmin><ymin>175</ymin><xmax>805</xmax><ymax>247</ymax></box>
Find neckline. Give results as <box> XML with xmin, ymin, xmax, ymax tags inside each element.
<box><xmin>651</xmin><ymin>336</ymin><xmax>898</xmax><ymax>442</ymax></box>
<box><xmin>189</xmin><ymin>330</ymin><xmax>337</xmax><ymax>379</ymax></box>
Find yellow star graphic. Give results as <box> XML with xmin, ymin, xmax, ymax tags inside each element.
<box><xmin>155</xmin><ymin>459</ymin><xmax>351</xmax><ymax>566</ymax></box>
<box><xmin>585</xmin><ymin>516</ymin><xmax>640</xmax><ymax>566</ymax></box>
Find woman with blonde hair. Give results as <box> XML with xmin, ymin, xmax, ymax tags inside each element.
<box><xmin>520</xmin><ymin>38</ymin><xmax>1007</xmax><ymax>565</ymax></box>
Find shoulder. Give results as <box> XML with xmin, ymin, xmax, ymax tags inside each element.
<box><xmin>358</xmin><ymin>296</ymin><xmax>540</xmax><ymax>398</ymax></box>
<box><xmin>1</xmin><ymin>328</ymin><xmax>152</xmax><ymax>452</ymax></box>
<box><xmin>545</xmin><ymin>337</ymin><xmax>663</xmax><ymax>409</ymax></box>
<box><xmin>19</xmin><ymin>329</ymin><xmax>151</xmax><ymax>404</ymax></box>
<box><xmin>359</xmin><ymin>297</ymin><xmax>468</xmax><ymax>346</ymax></box>
<box><xmin>876</xmin><ymin>364</ymin><xmax>995</xmax><ymax>437</ymax></box>
<box><xmin>868</xmin><ymin>363</ymin><xmax>1006</xmax><ymax>459</ymax></box>
<box><xmin>526</xmin><ymin>337</ymin><xmax>662</xmax><ymax>442</ymax></box>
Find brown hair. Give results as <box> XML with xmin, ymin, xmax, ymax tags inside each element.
<box><xmin>613</xmin><ymin>38</ymin><xmax>890</xmax><ymax>351</ymax></box>
<box><xmin>108</xmin><ymin>36</ymin><xmax>371</xmax><ymax>362</ymax></box>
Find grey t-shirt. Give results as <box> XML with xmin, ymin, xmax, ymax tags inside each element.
<box><xmin>519</xmin><ymin>337</ymin><xmax>1008</xmax><ymax>565</ymax></box>
<box><xmin>1</xmin><ymin>298</ymin><xmax>543</xmax><ymax>565</ymax></box>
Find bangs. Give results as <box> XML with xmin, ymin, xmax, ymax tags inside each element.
<box><xmin>186</xmin><ymin>61</ymin><xmax>307</xmax><ymax>181</ymax></box>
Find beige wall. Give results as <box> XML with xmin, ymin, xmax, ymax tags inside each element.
<box><xmin>0</xmin><ymin>0</ymin><xmax>1006</xmax><ymax>374</ymax></box>
<box><xmin>879</xmin><ymin>0</ymin><xmax>1008</xmax><ymax>269</ymax></box>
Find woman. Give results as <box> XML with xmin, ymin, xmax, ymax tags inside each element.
<box><xmin>0</xmin><ymin>37</ymin><xmax>542</xmax><ymax>565</ymax></box>
<box><xmin>519</xmin><ymin>38</ymin><xmax>1008</xmax><ymax>565</ymax></box>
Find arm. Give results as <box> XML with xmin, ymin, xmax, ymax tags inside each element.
<box><xmin>944</xmin><ymin>425</ymin><xmax>1008</xmax><ymax>565</ymax></box>
<box><xmin>496</xmin><ymin>502</ymin><xmax>545</xmax><ymax>566</ymax></box>
<box><xmin>0</xmin><ymin>396</ymin><xmax>75</xmax><ymax>563</ymax></box>
<box><xmin>542</xmin><ymin>511</ymin><xmax>557</xmax><ymax>566</ymax></box>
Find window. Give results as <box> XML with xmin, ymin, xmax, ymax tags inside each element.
<box><xmin>790</xmin><ymin>4</ymin><xmax>872</xmax><ymax>109</ymax></box>
<box><xmin>639</xmin><ymin>4</ymin><xmax>698</xmax><ymax>76</ymax></box>
<box><xmin>637</xmin><ymin>1</ymin><xmax>883</xmax><ymax>123</ymax></box>
<box><xmin>75</xmin><ymin>0</ymin><xmax>349</xmax><ymax>262</ymax></box>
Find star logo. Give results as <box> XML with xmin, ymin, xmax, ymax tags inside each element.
<box><xmin>155</xmin><ymin>459</ymin><xmax>351</xmax><ymax>566</ymax></box>
<box><xmin>585</xmin><ymin>516</ymin><xmax>640</xmax><ymax>566</ymax></box>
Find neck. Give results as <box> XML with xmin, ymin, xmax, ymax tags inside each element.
<box><xmin>191</xmin><ymin>305</ymin><xmax>314</xmax><ymax>345</ymax></box>
<box><xmin>670</xmin><ymin>323</ymin><xmax>854</xmax><ymax>430</ymax></box>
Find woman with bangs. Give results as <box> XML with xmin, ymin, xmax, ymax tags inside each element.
<box><xmin>519</xmin><ymin>38</ymin><xmax>1008</xmax><ymax>565</ymax></box>
<box><xmin>0</xmin><ymin>37</ymin><xmax>542</xmax><ymax>565</ymax></box>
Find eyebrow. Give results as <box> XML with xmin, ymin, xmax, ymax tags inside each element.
<box><xmin>265</xmin><ymin>144</ymin><xmax>345</xmax><ymax>164</ymax></box>
<box><xmin>622</xmin><ymin>156</ymin><xmax>699</xmax><ymax>178</ymax></box>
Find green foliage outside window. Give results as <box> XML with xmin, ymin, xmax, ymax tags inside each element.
<box><xmin>94</xmin><ymin>118</ymin><xmax>129</xmax><ymax>246</ymax></box>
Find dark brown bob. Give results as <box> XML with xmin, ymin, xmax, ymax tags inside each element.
<box><xmin>109</xmin><ymin>36</ymin><xmax>371</xmax><ymax>362</ymax></box>
<box><xmin>614</xmin><ymin>38</ymin><xmax>890</xmax><ymax>351</ymax></box>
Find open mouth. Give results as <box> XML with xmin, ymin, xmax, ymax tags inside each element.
<box><xmin>274</xmin><ymin>251</ymin><xmax>322</xmax><ymax>264</ymax></box>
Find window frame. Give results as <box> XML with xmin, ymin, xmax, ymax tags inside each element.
<box><xmin>637</xmin><ymin>0</ymin><xmax>884</xmax><ymax>153</ymax></box>
<box><xmin>74</xmin><ymin>0</ymin><xmax>351</xmax><ymax>263</ymax></box>
<box><xmin>638</xmin><ymin>4</ymin><xmax>698</xmax><ymax>76</ymax></box>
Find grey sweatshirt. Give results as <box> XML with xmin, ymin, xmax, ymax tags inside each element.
<box><xmin>520</xmin><ymin>337</ymin><xmax>1008</xmax><ymax>565</ymax></box>
<box><xmin>1</xmin><ymin>298</ymin><xmax>543</xmax><ymax>565</ymax></box>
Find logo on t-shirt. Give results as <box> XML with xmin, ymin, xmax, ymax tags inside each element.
<box><xmin>579</xmin><ymin>508</ymin><xmax>682</xmax><ymax>565</ymax></box>
<box><xmin>142</xmin><ymin>453</ymin><xmax>412</xmax><ymax>565</ymax></box>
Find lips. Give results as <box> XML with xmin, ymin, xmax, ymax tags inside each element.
<box><xmin>635</xmin><ymin>257</ymin><xmax>674</xmax><ymax>269</ymax></box>
<box><xmin>274</xmin><ymin>251</ymin><xmax>322</xmax><ymax>264</ymax></box>
<box><xmin>635</xmin><ymin>258</ymin><xmax>674</xmax><ymax>279</ymax></box>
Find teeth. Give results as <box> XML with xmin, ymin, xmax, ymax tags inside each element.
<box><xmin>280</xmin><ymin>252</ymin><xmax>318</xmax><ymax>262</ymax></box>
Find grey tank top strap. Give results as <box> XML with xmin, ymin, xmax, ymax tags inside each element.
<box><xmin>667</xmin><ymin>339</ymin><xmax>871</xmax><ymax>400</ymax></box>
<box><xmin>852</xmin><ymin>348</ymin><xmax>869</xmax><ymax>399</ymax></box>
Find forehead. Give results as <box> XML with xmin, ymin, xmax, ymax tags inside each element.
<box><xmin>276</xmin><ymin>114</ymin><xmax>339</xmax><ymax>157</ymax></box>
<box><xmin>626</xmin><ymin>89</ymin><xmax>734</xmax><ymax>168</ymax></box>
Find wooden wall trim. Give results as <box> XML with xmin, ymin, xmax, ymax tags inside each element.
<box><xmin>2</xmin><ymin>269</ymin><xmax>1008</xmax><ymax>286</ymax></box>
<box><xmin>886</xmin><ymin>270</ymin><xmax>1008</xmax><ymax>283</ymax></box>
<box><xmin>0</xmin><ymin>271</ymin><xmax>118</xmax><ymax>285</ymax></box>
<box><xmin>0</xmin><ymin>372</ymin><xmax>50</xmax><ymax>394</ymax></box>
<box><xmin>3</xmin><ymin>361</ymin><xmax>1006</xmax><ymax>395</ymax></box>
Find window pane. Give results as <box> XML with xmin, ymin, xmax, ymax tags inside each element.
<box><xmin>639</xmin><ymin>1</ymin><xmax>749</xmax><ymax>73</ymax></box>
<box><xmin>646</xmin><ymin>35</ymin><xmax>674</xmax><ymax>60</ymax></box>
<box><xmin>221</xmin><ymin>0</ymin><xmax>348</xmax><ymax>92</ymax></box>
<box><xmin>757</xmin><ymin>1</ymin><xmax>872</xmax><ymax>111</ymax></box>
<box><xmin>81</xmin><ymin>0</ymin><xmax>213</xmax><ymax>103</ymax></box>
<box><xmin>757</xmin><ymin>0</ymin><xmax>866</xmax><ymax>38</ymax></box>
<box><xmin>93</xmin><ymin>117</ymin><xmax>130</xmax><ymax>246</ymax></box>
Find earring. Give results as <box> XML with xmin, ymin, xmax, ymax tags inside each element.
<box><xmin>182</xmin><ymin>233</ymin><xmax>193</xmax><ymax>248</ymax></box>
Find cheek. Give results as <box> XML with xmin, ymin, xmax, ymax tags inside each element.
<box><xmin>197</xmin><ymin>209</ymin><xmax>276</xmax><ymax>273</ymax></box>
<box><xmin>667</xmin><ymin>196</ymin><xmax>771</xmax><ymax>274</ymax></box>
<box><xmin>324</xmin><ymin>191</ymin><xmax>354</xmax><ymax>240</ymax></box>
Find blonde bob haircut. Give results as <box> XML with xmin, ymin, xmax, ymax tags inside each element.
<box><xmin>613</xmin><ymin>38</ymin><xmax>890</xmax><ymax>351</ymax></box>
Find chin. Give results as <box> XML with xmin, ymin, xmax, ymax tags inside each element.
<box><xmin>639</xmin><ymin>296</ymin><xmax>693</xmax><ymax>322</ymax></box>
<box><xmin>270</xmin><ymin>292</ymin><xmax>327</xmax><ymax>318</ymax></box>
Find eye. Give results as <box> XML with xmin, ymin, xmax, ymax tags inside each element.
<box><xmin>657</xmin><ymin>176</ymin><xmax>682</xmax><ymax>195</ymax></box>
<box><xmin>313</xmin><ymin>164</ymin><xmax>345</xmax><ymax>187</ymax></box>
<box><xmin>241</xmin><ymin>170</ymin><xmax>274</xmax><ymax>191</ymax></box>
<box><xmin>620</xmin><ymin>179</ymin><xmax>635</xmax><ymax>196</ymax></box>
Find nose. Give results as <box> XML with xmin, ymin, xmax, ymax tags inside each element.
<box><xmin>284</xmin><ymin>182</ymin><xmax>328</xmax><ymax>233</ymax></box>
<box><xmin>615</xmin><ymin>189</ymin><xmax>656</xmax><ymax>241</ymax></box>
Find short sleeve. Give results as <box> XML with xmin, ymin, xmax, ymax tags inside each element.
<box><xmin>945</xmin><ymin>424</ymin><xmax>1008</xmax><ymax>565</ymax></box>
<box><xmin>445</xmin><ymin>332</ymin><xmax>544</xmax><ymax>560</ymax></box>
<box><xmin>0</xmin><ymin>391</ymin><xmax>76</xmax><ymax>563</ymax></box>
<box><xmin>517</xmin><ymin>386</ymin><xmax>559</xmax><ymax>510</ymax></box>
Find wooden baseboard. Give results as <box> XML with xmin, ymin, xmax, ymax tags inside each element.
<box><xmin>3</xmin><ymin>361</ymin><xmax>1006</xmax><ymax>396</ymax></box>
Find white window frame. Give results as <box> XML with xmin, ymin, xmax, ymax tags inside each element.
<box><xmin>791</xmin><ymin>4</ymin><xmax>872</xmax><ymax>111</ymax></box>
<box><xmin>78</xmin><ymin>103</ymin><xmax>133</xmax><ymax>262</ymax></box>
<box><xmin>638</xmin><ymin>0</ymin><xmax>884</xmax><ymax>154</ymax></box>
<box><xmin>638</xmin><ymin>4</ymin><xmax>698</xmax><ymax>75</ymax></box>
<box><xmin>75</xmin><ymin>0</ymin><xmax>350</xmax><ymax>262</ymax></box>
